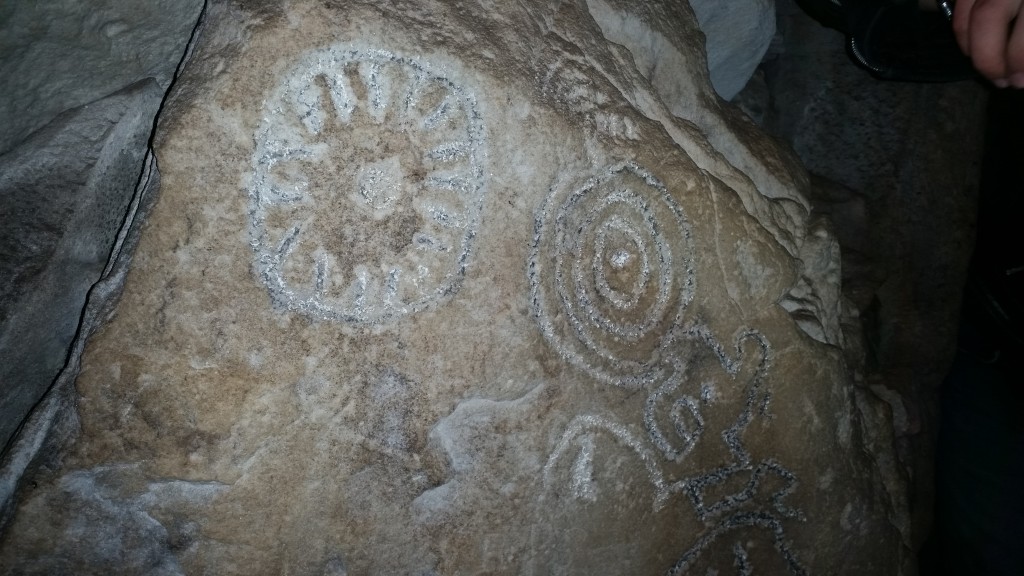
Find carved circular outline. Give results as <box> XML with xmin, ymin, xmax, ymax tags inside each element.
<box><xmin>247</xmin><ymin>47</ymin><xmax>486</xmax><ymax>324</ymax></box>
<box><xmin>529</xmin><ymin>161</ymin><xmax>695</xmax><ymax>388</ymax></box>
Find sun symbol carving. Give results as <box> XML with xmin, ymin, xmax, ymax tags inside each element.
<box><xmin>248</xmin><ymin>48</ymin><xmax>486</xmax><ymax>323</ymax></box>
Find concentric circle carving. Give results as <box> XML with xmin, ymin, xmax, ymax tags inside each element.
<box><xmin>248</xmin><ymin>47</ymin><xmax>485</xmax><ymax>323</ymax></box>
<box><xmin>529</xmin><ymin>162</ymin><xmax>695</xmax><ymax>388</ymax></box>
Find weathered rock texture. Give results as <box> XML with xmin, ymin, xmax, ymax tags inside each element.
<box><xmin>0</xmin><ymin>81</ymin><xmax>159</xmax><ymax>450</ymax></box>
<box><xmin>1</xmin><ymin>1</ymin><xmax>906</xmax><ymax>574</ymax></box>
<box><xmin>0</xmin><ymin>0</ymin><xmax>204</xmax><ymax>155</ymax></box>
<box><xmin>750</xmin><ymin>0</ymin><xmax>987</xmax><ymax>552</ymax></box>
<box><xmin>0</xmin><ymin>0</ymin><xmax>204</xmax><ymax>454</ymax></box>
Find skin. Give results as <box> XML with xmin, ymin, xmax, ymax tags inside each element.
<box><xmin>951</xmin><ymin>0</ymin><xmax>1024</xmax><ymax>87</ymax></box>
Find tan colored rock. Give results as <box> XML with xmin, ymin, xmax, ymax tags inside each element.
<box><xmin>0</xmin><ymin>1</ymin><xmax>906</xmax><ymax>574</ymax></box>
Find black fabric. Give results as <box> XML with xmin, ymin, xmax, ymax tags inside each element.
<box><xmin>971</xmin><ymin>90</ymin><xmax>1024</xmax><ymax>345</ymax></box>
<box><xmin>922</xmin><ymin>286</ymin><xmax>1024</xmax><ymax>576</ymax></box>
<box><xmin>850</xmin><ymin>0</ymin><xmax>976</xmax><ymax>81</ymax></box>
<box><xmin>919</xmin><ymin>89</ymin><xmax>1024</xmax><ymax>576</ymax></box>
<box><xmin>797</xmin><ymin>0</ymin><xmax>977</xmax><ymax>82</ymax></box>
<box><xmin>794</xmin><ymin>0</ymin><xmax>848</xmax><ymax>31</ymax></box>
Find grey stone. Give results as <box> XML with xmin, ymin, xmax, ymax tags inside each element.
<box><xmin>0</xmin><ymin>0</ymin><xmax>204</xmax><ymax>155</ymax></box>
<box><xmin>0</xmin><ymin>150</ymin><xmax>163</xmax><ymax>532</ymax></box>
<box><xmin>0</xmin><ymin>80</ymin><xmax>163</xmax><ymax>450</ymax></box>
<box><xmin>0</xmin><ymin>0</ymin><xmax>203</xmax><ymax>463</ymax></box>
<box><xmin>0</xmin><ymin>0</ymin><xmax>204</xmax><ymax>539</ymax></box>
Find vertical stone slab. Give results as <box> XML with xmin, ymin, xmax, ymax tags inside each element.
<box><xmin>0</xmin><ymin>80</ymin><xmax>163</xmax><ymax>449</ymax></box>
<box><xmin>0</xmin><ymin>1</ymin><xmax>905</xmax><ymax>574</ymax></box>
<box><xmin>0</xmin><ymin>0</ymin><xmax>205</xmax><ymax>519</ymax></box>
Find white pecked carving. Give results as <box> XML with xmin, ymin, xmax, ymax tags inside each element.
<box><xmin>529</xmin><ymin>162</ymin><xmax>696</xmax><ymax>388</ymax></box>
<box><xmin>533</xmin><ymin>163</ymin><xmax>805</xmax><ymax>575</ymax></box>
<box><xmin>248</xmin><ymin>48</ymin><xmax>486</xmax><ymax>323</ymax></box>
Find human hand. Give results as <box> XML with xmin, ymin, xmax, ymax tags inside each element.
<box><xmin>953</xmin><ymin>0</ymin><xmax>1024</xmax><ymax>87</ymax></box>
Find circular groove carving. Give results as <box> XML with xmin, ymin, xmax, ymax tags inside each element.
<box><xmin>248</xmin><ymin>47</ymin><xmax>485</xmax><ymax>323</ymax></box>
<box><xmin>529</xmin><ymin>162</ymin><xmax>695</xmax><ymax>388</ymax></box>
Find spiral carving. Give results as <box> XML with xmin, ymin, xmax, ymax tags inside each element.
<box><xmin>529</xmin><ymin>162</ymin><xmax>695</xmax><ymax>388</ymax></box>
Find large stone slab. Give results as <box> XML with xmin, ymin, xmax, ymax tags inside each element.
<box><xmin>0</xmin><ymin>0</ymin><xmax>204</xmax><ymax>155</ymax></box>
<box><xmin>0</xmin><ymin>1</ymin><xmax>906</xmax><ymax>574</ymax></box>
<box><xmin>0</xmin><ymin>80</ymin><xmax>162</xmax><ymax>453</ymax></box>
<box><xmin>0</xmin><ymin>0</ymin><xmax>204</xmax><ymax>467</ymax></box>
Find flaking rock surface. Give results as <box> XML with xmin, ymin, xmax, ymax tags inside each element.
<box><xmin>0</xmin><ymin>0</ymin><xmax>204</xmax><ymax>453</ymax></box>
<box><xmin>0</xmin><ymin>1</ymin><xmax>904</xmax><ymax>574</ymax></box>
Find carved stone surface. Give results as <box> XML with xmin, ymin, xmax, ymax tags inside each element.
<box><xmin>760</xmin><ymin>0</ymin><xmax>987</xmax><ymax>550</ymax></box>
<box><xmin>0</xmin><ymin>1</ymin><xmax>906</xmax><ymax>574</ymax></box>
<box><xmin>249</xmin><ymin>47</ymin><xmax>487</xmax><ymax>323</ymax></box>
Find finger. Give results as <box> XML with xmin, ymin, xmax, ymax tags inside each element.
<box><xmin>1007</xmin><ymin>7</ymin><xmax>1024</xmax><ymax>85</ymax></box>
<box><xmin>969</xmin><ymin>0</ymin><xmax>1019</xmax><ymax>80</ymax></box>
<box><xmin>954</xmin><ymin>0</ymin><xmax>979</xmax><ymax>55</ymax></box>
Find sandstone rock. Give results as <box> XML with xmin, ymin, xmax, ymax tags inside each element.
<box><xmin>1</xmin><ymin>464</ymin><xmax>226</xmax><ymax>576</ymax></box>
<box><xmin>0</xmin><ymin>1</ymin><xmax>905</xmax><ymax>574</ymax></box>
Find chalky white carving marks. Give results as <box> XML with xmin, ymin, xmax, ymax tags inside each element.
<box><xmin>541</xmin><ymin>326</ymin><xmax>807</xmax><ymax>575</ymax></box>
<box><xmin>532</xmin><ymin>164</ymin><xmax>804</xmax><ymax>574</ymax></box>
<box><xmin>249</xmin><ymin>48</ymin><xmax>485</xmax><ymax>323</ymax></box>
<box><xmin>544</xmin><ymin>413</ymin><xmax>672</xmax><ymax>508</ymax></box>
<box><xmin>528</xmin><ymin>162</ymin><xmax>695</xmax><ymax>388</ymax></box>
